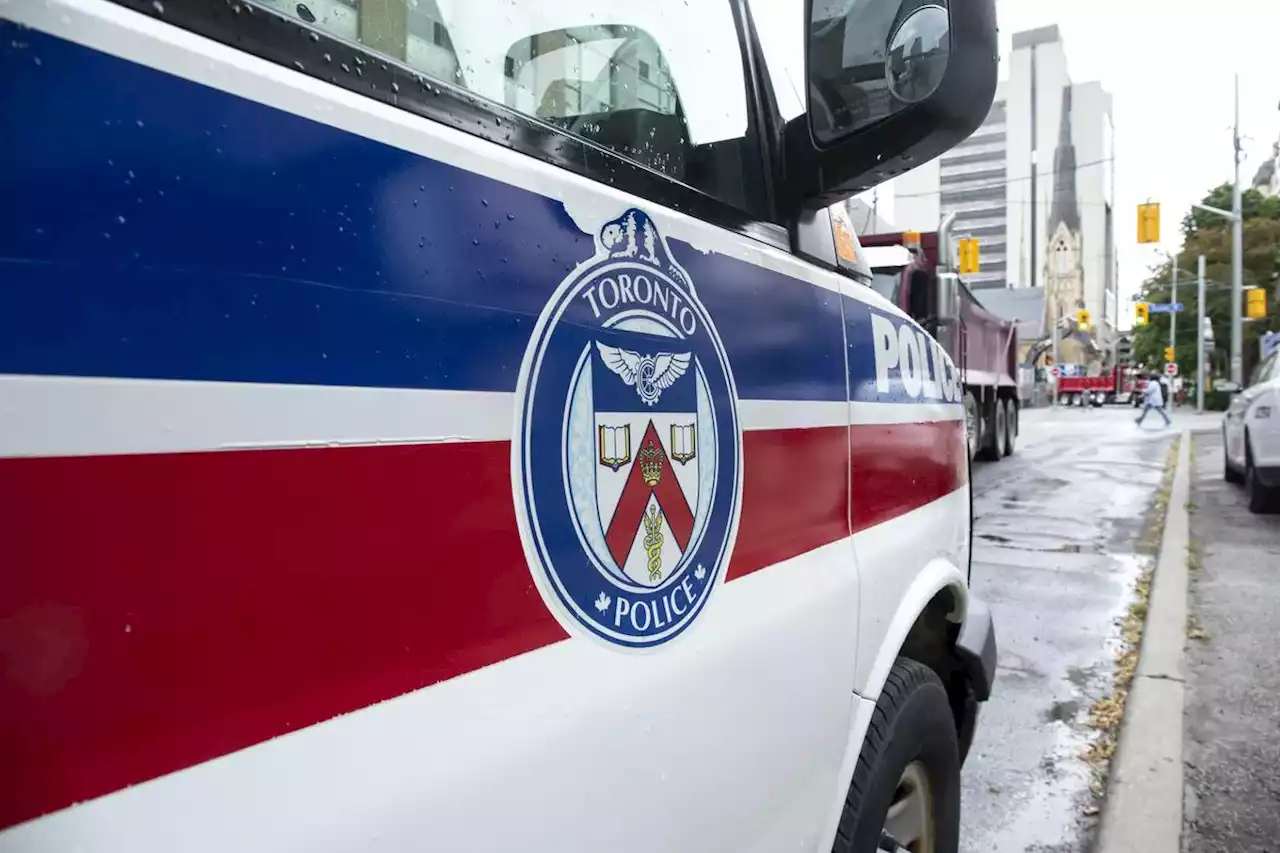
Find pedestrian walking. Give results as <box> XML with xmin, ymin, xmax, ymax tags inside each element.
<box><xmin>1135</xmin><ymin>372</ymin><xmax>1172</xmax><ymax>427</ymax></box>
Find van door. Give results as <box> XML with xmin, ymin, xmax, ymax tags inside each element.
<box><xmin>0</xmin><ymin>1</ymin><xmax>862</xmax><ymax>850</ymax></box>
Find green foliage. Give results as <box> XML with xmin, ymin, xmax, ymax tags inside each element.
<box><xmin>1132</xmin><ymin>185</ymin><xmax>1280</xmax><ymax>380</ymax></box>
<box><xmin>1203</xmin><ymin>390</ymin><xmax>1234</xmax><ymax>412</ymax></box>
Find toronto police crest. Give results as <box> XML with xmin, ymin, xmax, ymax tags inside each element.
<box><xmin>513</xmin><ymin>209</ymin><xmax>743</xmax><ymax>649</ymax></box>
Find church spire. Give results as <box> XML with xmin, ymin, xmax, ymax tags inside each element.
<box><xmin>1048</xmin><ymin>85</ymin><xmax>1081</xmax><ymax>234</ymax></box>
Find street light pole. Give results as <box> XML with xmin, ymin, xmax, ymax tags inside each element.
<box><xmin>1231</xmin><ymin>73</ymin><xmax>1244</xmax><ymax>385</ymax></box>
<box><xmin>1170</xmin><ymin>260</ymin><xmax>1178</xmax><ymax>355</ymax></box>
<box><xmin>1197</xmin><ymin>254</ymin><xmax>1206</xmax><ymax>413</ymax></box>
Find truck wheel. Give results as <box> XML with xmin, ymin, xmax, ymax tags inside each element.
<box><xmin>832</xmin><ymin>658</ymin><xmax>961</xmax><ymax>853</ymax></box>
<box><xmin>993</xmin><ymin>398</ymin><xmax>1009</xmax><ymax>459</ymax></box>
<box><xmin>1002</xmin><ymin>399</ymin><xmax>1017</xmax><ymax>456</ymax></box>
<box><xmin>964</xmin><ymin>392</ymin><xmax>979</xmax><ymax>463</ymax></box>
<box><xmin>976</xmin><ymin>395</ymin><xmax>1000</xmax><ymax>461</ymax></box>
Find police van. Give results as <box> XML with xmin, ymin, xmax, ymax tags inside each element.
<box><xmin>0</xmin><ymin>0</ymin><xmax>998</xmax><ymax>850</ymax></box>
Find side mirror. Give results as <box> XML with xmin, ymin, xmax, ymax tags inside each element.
<box><xmin>782</xmin><ymin>0</ymin><xmax>998</xmax><ymax>214</ymax></box>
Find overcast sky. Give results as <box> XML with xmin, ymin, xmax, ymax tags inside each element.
<box><xmin>876</xmin><ymin>0</ymin><xmax>1280</xmax><ymax>313</ymax></box>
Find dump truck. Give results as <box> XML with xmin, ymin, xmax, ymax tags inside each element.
<box><xmin>858</xmin><ymin>218</ymin><xmax>1020</xmax><ymax>461</ymax></box>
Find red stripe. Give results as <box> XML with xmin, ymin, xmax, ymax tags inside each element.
<box><xmin>849</xmin><ymin>420</ymin><xmax>969</xmax><ymax>531</ymax></box>
<box><xmin>0</xmin><ymin>421</ymin><xmax>962</xmax><ymax>829</ymax></box>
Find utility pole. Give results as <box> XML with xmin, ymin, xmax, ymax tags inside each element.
<box><xmin>1230</xmin><ymin>73</ymin><xmax>1244</xmax><ymax>385</ymax></box>
<box><xmin>1170</xmin><ymin>260</ymin><xmax>1178</xmax><ymax>355</ymax></box>
<box><xmin>1197</xmin><ymin>254</ymin><xmax>1206</xmax><ymax>412</ymax></box>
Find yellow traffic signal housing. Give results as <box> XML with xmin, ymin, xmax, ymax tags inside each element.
<box><xmin>1135</xmin><ymin>302</ymin><xmax>1149</xmax><ymax>325</ymax></box>
<box><xmin>1164</xmin><ymin>346</ymin><xmax>1176</xmax><ymax>363</ymax></box>
<box><xmin>1246</xmin><ymin>287</ymin><xmax>1268</xmax><ymax>319</ymax></box>
<box><xmin>1137</xmin><ymin>203</ymin><xmax>1160</xmax><ymax>244</ymax></box>
<box><xmin>1076</xmin><ymin>310</ymin><xmax>1090</xmax><ymax>331</ymax></box>
<box><xmin>957</xmin><ymin>238</ymin><xmax>980</xmax><ymax>274</ymax></box>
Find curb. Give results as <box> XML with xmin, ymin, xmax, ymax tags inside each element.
<box><xmin>1097</xmin><ymin>429</ymin><xmax>1191</xmax><ymax>853</ymax></box>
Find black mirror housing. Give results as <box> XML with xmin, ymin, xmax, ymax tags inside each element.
<box><xmin>781</xmin><ymin>0</ymin><xmax>998</xmax><ymax>215</ymax></box>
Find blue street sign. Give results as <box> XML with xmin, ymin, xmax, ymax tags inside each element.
<box><xmin>1148</xmin><ymin>303</ymin><xmax>1184</xmax><ymax>313</ymax></box>
<box><xmin>1262</xmin><ymin>331</ymin><xmax>1280</xmax><ymax>360</ymax></box>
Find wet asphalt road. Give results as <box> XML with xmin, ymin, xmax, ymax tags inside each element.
<box><xmin>1184</xmin><ymin>430</ymin><xmax>1280</xmax><ymax>852</ymax></box>
<box><xmin>959</xmin><ymin>404</ymin><xmax>1185</xmax><ymax>853</ymax></box>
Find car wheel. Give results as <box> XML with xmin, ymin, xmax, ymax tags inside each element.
<box><xmin>1224</xmin><ymin>429</ymin><xmax>1244</xmax><ymax>484</ymax></box>
<box><xmin>832</xmin><ymin>658</ymin><xmax>960</xmax><ymax>853</ymax></box>
<box><xmin>1002</xmin><ymin>399</ymin><xmax>1017</xmax><ymax>457</ymax></box>
<box><xmin>1245</xmin><ymin>441</ymin><xmax>1274</xmax><ymax>514</ymax></box>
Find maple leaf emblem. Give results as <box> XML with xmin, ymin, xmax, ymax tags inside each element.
<box><xmin>594</xmin><ymin>592</ymin><xmax>611</xmax><ymax>613</ymax></box>
<box><xmin>694</xmin><ymin>564</ymin><xmax>707</xmax><ymax>581</ymax></box>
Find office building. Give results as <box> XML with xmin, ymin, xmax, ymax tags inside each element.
<box><xmin>891</xmin><ymin>25</ymin><xmax>1118</xmax><ymax>355</ymax></box>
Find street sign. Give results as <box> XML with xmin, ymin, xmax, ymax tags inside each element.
<box><xmin>1148</xmin><ymin>303</ymin><xmax>1183</xmax><ymax>313</ymax></box>
<box><xmin>1165</xmin><ymin>362</ymin><xmax>1179</xmax><ymax>377</ymax></box>
<box><xmin>1049</xmin><ymin>365</ymin><xmax>1061</xmax><ymax>380</ymax></box>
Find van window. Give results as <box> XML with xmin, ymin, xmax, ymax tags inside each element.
<box><xmin>255</xmin><ymin>0</ymin><xmax>765</xmax><ymax>215</ymax></box>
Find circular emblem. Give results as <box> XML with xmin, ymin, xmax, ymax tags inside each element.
<box><xmin>512</xmin><ymin>208</ymin><xmax>743</xmax><ymax>650</ymax></box>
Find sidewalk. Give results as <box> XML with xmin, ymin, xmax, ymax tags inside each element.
<box><xmin>1097</xmin><ymin>428</ymin><xmax>1280</xmax><ymax>853</ymax></box>
<box><xmin>1182</xmin><ymin>431</ymin><xmax>1280</xmax><ymax>852</ymax></box>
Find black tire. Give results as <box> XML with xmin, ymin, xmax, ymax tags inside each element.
<box><xmin>976</xmin><ymin>396</ymin><xmax>1000</xmax><ymax>461</ymax></box>
<box><xmin>1002</xmin><ymin>399</ymin><xmax>1017</xmax><ymax>457</ymax></box>
<box><xmin>1224</xmin><ymin>429</ymin><xmax>1244</xmax><ymax>484</ymax></box>
<box><xmin>992</xmin><ymin>398</ymin><xmax>1008</xmax><ymax>460</ymax></box>
<box><xmin>832</xmin><ymin>658</ymin><xmax>961</xmax><ymax>853</ymax></box>
<box><xmin>1245</xmin><ymin>435</ymin><xmax>1274</xmax><ymax>514</ymax></box>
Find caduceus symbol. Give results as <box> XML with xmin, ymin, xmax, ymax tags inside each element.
<box><xmin>596</xmin><ymin>342</ymin><xmax>691</xmax><ymax>406</ymax></box>
<box><xmin>642</xmin><ymin>505</ymin><xmax>665</xmax><ymax>583</ymax></box>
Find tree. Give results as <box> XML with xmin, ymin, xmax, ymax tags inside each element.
<box><xmin>1132</xmin><ymin>185</ymin><xmax>1280</xmax><ymax>381</ymax></box>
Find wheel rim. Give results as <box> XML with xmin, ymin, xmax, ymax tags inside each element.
<box><xmin>882</xmin><ymin>761</ymin><xmax>935</xmax><ymax>853</ymax></box>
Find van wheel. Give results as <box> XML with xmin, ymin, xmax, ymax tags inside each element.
<box><xmin>832</xmin><ymin>658</ymin><xmax>960</xmax><ymax>853</ymax></box>
<box><xmin>1002</xmin><ymin>399</ymin><xmax>1017</xmax><ymax>457</ymax></box>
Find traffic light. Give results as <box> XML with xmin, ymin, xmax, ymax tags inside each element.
<box><xmin>1247</xmin><ymin>287</ymin><xmax>1268</xmax><ymax>319</ymax></box>
<box><xmin>1135</xmin><ymin>302</ymin><xmax>1149</xmax><ymax>325</ymax></box>
<box><xmin>957</xmin><ymin>238</ymin><xmax>980</xmax><ymax>274</ymax></box>
<box><xmin>1076</xmin><ymin>309</ymin><xmax>1090</xmax><ymax>331</ymax></box>
<box><xmin>1137</xmin><ymin>203</ymin><xmax>1160</xmax><ymax>244</ymax></box>
<box><xmin>1164</xmin><ymin>346</ymin><xmax>1176</xmax><ymax>363</ymax></box>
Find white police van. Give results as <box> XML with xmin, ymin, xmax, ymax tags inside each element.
<box><xmin>0</xmin><ymin>0</ymin><xmax>998</xmax><ymax>850</ymax></box>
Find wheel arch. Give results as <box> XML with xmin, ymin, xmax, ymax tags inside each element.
<box><xmin>860</xmin><ymin>559</ymin><xmax>970</xmax><ymax>703</ymax></box>
<box><xmin>815</xmin><ymin>560</ymin><xmax>975</xmax><ymax>852</ymax></box>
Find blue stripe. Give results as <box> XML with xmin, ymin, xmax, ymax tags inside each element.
<box><xmin>0</xmin><ymin>27</ymin><xmax>850</xmax><ymax>403</ymax></box>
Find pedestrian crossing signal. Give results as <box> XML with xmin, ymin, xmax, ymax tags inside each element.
<box><xmin>1076</xmin><ymin>310</ymin><xmax>1090</xmax><ymax>332</ymax></box>
<box><xmin>1135</xmin><ymin>302</ymin><xmax>1149</xmax><ymax>325</ymax></box>
<box><xmin>1137</xmin><ymin>203</ymin><xmax>1160</xmax><ymax>244</ymax></box>
<box><xmin>1164</xmin><ymin>346</ymin><xmax>1176</xmax><ymax>363</ymax></box>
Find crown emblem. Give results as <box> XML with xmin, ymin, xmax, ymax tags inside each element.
<box><xmin>637</xmin><ymin>440</ymin><xmax>664</xmax><ymax>487</ymax></box>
